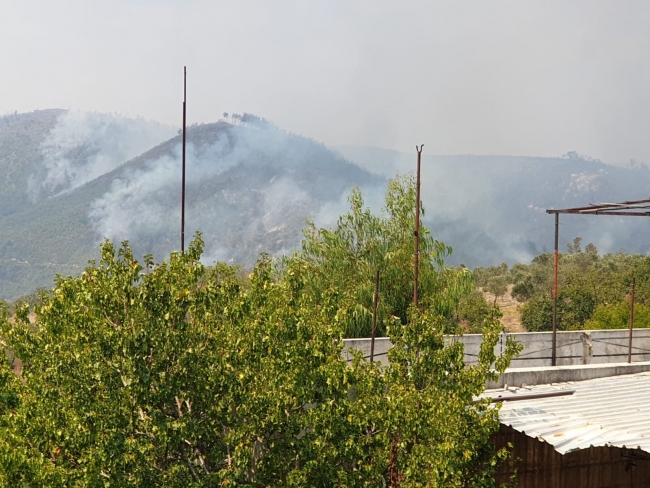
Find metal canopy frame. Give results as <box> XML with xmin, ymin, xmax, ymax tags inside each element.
<box><xmin>547</xmin><ymin>199</ymin><xmax>650</xmax><ymax>217</ymax></box>
<box><xmin>545</xmin><ymin>199</ymin><xmax>650</xmax><ymax>366</ymax></box>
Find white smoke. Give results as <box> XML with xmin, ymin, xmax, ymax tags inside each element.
<box><xmin>28</xmin><ymin>110</ymin><xmax>176</xmax><ymax>202</ymax></box>
<box><xmin>87</xmin><ymin>121</ymin><xmax>384</xmax><ymax>265</ymax></box>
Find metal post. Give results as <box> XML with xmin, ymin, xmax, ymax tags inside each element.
<box><xmin>552</xmin><ymin>213</ymin><xmax>559</xmax><ymax>366</ymax></box>
<box><xmin>414</xmin><ymin>145</ymin><xmax>423</xmax><ymax>306</ymax></box>
<box><xmin>370</xmin><ymin>270</ymin><xmax>380</xmax><ymax>363</ymax></box>
<box><xmin>629</xmin><ymin>277</ymin><xmax>636</xmax><ymax>364</ymax></box>
<box><xmin>181</xmin><ymin>66</ymin><xmax>187</xmax><ymax>253</ymax></box>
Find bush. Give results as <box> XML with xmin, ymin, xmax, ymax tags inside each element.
<box><xmin>520</xmin><ymin>287</ymin><xmax>596</xmax><ymax>332</ymax></box>
<box><xmin>585</xmin><ymin>301</ymin><xmax>650</xmax><ymax>330</ymax></box>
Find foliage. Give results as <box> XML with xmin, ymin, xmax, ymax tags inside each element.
<box><xmin>585</xmin><ymin>301</ymin><xmax>650</xmax><ymax>330</ymax></box>
<box><xmin>297</xmin><ymin>174</ymin><xmax>474</xmax><ymax>337</ymax></box>
<box><xmin>456</xmin><ymin>290</ymin><xmax>493</xmax><ymax>333</ymax></box>
<box><xmin>485</xmin><ymin>276</ymin><xmax>508</xmax><ymax>304</ymax></box>
<box><xmin>0</xmin><ymin>177</ymin><xmax>519</xmax><ymax>486</ymax></box>
<box><xmin>472</xmin><ymin>241</ymin><xmax>650</xmax><ymax>332</ymax></box>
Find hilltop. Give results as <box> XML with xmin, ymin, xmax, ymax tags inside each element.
<box><xmin>0</xmin><ymin>111</ymin><xmax>383</xmax><ymax>300</ymax></box>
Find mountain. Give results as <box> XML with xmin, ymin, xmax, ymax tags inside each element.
<box><xmin>4</xmin><ymin>109</ymin><xmax>650</xmax><ymax>301</ymax></box>
<box><xmin>0</xmin><ymin>111</ymin><xmax>383</xmax><ymax>300</ymax></box>
<box><xmin>335</xmin><ymin>146</ymin><xmax>650</xmax><ymax>266</ymax></box>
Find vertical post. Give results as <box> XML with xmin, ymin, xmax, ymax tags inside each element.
<box><xmin>181</xmin><ymin>67</ymin><xmax>187</xmax><ymax>253</ymax></box>
<box><xmin>370</xmin><ymin>270</ymin><xmax>380</xmax><ymax>363</ymax></box>
<box><xmin>628</xmin><ymin>277</ymin><xmax>636</xmax><ymax>364</ymax></box>
<box><xmin>414</xmin><ymin>145</ymin><xmax>424</xmax><ymax>306</ymax></box>
<box><xmin>552</xmin><ymin>213</ymin><xmax>559</xmax><ymax>366</ymax></box>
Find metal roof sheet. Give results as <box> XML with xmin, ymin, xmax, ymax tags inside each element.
<box><xmin>485</xmin><ymin>372</ymin><xmax>650</xmax><ymax>454</ymax></box>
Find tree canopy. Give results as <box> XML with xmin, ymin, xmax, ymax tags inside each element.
<box><xmin>0</xmin><ymin>175</ymin><xmax>519</xmax><ymax>486</ymax></box>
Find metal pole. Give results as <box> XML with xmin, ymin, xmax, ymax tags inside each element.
<box><xmin>629</xmin><ymin>277</ymin><xmax>636</xmax><ymax>364</ymax></box>
<box><xmin>181</xmin><ymin>66</ymin><xmax>187</xmax><ymax>253</ymax></box>
<box><xmin>414</xmin><ymin>145</ymin><xmax>423</xmax><ymax>307</ymax></box>
<box><xmin>370</xmin><ymin>270</ymin><xmax>380</xmax><ymax>363</ymax></box>
<box><xmin>552</xmin><ymin>213</ymin><xmax>559</xmax><ymax>366</ymax></box>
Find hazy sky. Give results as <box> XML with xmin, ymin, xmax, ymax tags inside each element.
<box><xmin>2</xmin><ymin>1</ymin><xmax>650</xmax><ymax>164</ymax></box>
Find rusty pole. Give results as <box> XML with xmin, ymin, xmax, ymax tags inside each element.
<box><xmin>181</xmin><ymin>66</ymin><xmax>187</xmax><ymax>253</ymax></box>
<box><xmin>414</xmin><ymin>145</ymin><xmax>424</xmax><ymax>307</ymax></box>
<box><xmin>370</xmin><ymin>270</ymin><xmax>380</xmax><ymax>363</ymax></box>
<box><xmin>628</xmin><ymin>277</ymin><xmax>636</xmax><ymax>364</ymax></box>
<box><xmin>552</xmin><ymin>213</ymin><xmax>559</xmax><ymax>366</ymax></box>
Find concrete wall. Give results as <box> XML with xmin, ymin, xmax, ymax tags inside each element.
<box><xmin>343</xmin><ymin>329</ymin><xmax>650</xmax><ymax>369</ymax></box>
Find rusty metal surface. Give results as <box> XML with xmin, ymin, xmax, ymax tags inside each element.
<box><xmin>413</xmin><ymin>145</ymin><xmax>423</xmax><ymax>306</ymax></box>
<box><xmin>546</xmin><ymin>199</ymin><xmax>650</xmax><ymax>216</ymax></box>
<box><xmin>181</xmin><ymin>66</ymin><xmax>187</xmax><ymax>253</ymax></box>
<box><xmin>494</xmin><ymin>424</ymin><xmax>650</xmax><ymax>488</ymax></box>
<box><xmin>490</xmin><ymin>372</ymin><xmax>650</xmax><ymax>454</ymax></box>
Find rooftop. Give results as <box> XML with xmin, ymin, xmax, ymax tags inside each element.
<box><xmin>484</xmin><ymin>371</ymin><xmax>650</xmax><ymax>454</ymax></box>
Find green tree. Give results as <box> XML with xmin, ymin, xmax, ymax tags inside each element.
<box><xmin>585</xmin><ymin>301</ymin><xmax>650</xmax><ymax>330</ymax></box>
<box><xmin>520</xmin><ymin>287</ymin><xmax>596</xmax><ymax>332</ymax></box>
<box><xmin>485</xmin><ymin>276</ymin><xmax>508</xmax><ymax>305</ymax></box>
<box><xmin>297</xmin><ymin>174</ymin><xmax>473</xmax><ymax>337</ymax></box>
<box><xmin>456</xmin><ymin>290</ymin><xmax>493</xmax><ymax>333</ymax></box>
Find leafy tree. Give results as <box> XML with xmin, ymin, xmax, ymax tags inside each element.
<box><xmin>519</xmin><ymin>293</ymin><xmax>553</xmax><ymax>332</ymax></box>
<box><xmin>567</xmin><ymin>236</ymin><xmax>582</xmax><ymax>254</ymax></box>
<box><xmin>456</xmin><ymin>290</ymin><xmax>493</xmax><ymax>333</ymax></box>
<box><xmin>585</xmin><ymin>301</ymin><xmax>650</xmax><ymax>330</ymax></box>
<box><xmin>485</xmin><ymin>276</ymin><xmax>508</xmax><ymax>305</ymax></box>
<box><xmin>296</xmin><ymin>174</ymin><xmax>473</xmax><ymax>337</ymax></box>
<box><xmin>519</xmin><ymin>287</ymin><xmax>596</xmax><ymax>332</ymax></box>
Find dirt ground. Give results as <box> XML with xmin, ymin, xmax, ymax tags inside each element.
<box><xmin>482</xmin><ymin>284</ymin><xmax>525</xmax><ymax>332</ymax></box>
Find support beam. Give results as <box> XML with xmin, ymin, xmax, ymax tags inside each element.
<box><xmin>413</xmin><ymin>145</ymin><xmax>423</xmax><ymax>306</ymax></box>
<box><xmin>552</xmin><ymin>213</ymin><xmax>559</xmax><ymax>366</ymax></box>
<box><xmin>181</xmin><ymin>66</ymin><xmax>187</xmax><ymax>253</ymax></box>
<box><xmin>629</xmin><ymin>277</ymin><xmax>636</xmax><ymax>364</ymax></box>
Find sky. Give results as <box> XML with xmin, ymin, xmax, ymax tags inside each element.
<box><xmin>2</xmin><ymin>0</ymin><xmax>650</xmax><ymax>164</ymax></box>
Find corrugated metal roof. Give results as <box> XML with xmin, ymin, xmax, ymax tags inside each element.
<box><xmin>484</xmin><ymin>372</ymin><xmax>650</xmax><ymax>454</ymax></box>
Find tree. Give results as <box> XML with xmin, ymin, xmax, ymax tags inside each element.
<box><xmin>296</xmin><ymin>174</ymin><xmax>474</xmax><ymax>337</ymax></box>
<box><xmin>567</xmin><ymin>237</ymin><xmax>582</xmax><ymax>254</ymax></box>
<box><xmin>456</xmin><ymin>290</ymin><xmax>493</xmax><ymax>333</ymax></box>
<box><xmin>519</xmin><ymin>287</ymin><xmax>596</xmax><ymax>332</ymax></box>
<box><xmin>485</xmin><ymin>276</ymin><xmax>508</xmax><ymax>305</ymax></box>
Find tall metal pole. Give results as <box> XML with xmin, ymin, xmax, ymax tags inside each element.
<box><xmin>370</xmin><ymin>270</ymin><xmax>380</xmax><ymax>363</ymax></box>
<box><xmin>552</xmin><ymin>213</ymin><xmax>559</xmax><ymax>366</ymax></box>
<box><xmin>628</xmin><ymin>277</ymin><xmax>636</xmax><ymax>364</ymax></box>
<box><xmin>181</xmin><ymin>66</ymin><xmax>187</xmax><ymax>253</ymax></box>
<box><xmin>414</xmin><ymin>145</ymin><xmax>424</xmax><ymax>307</ymax></box>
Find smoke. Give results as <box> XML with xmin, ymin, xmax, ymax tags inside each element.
<box><xmin>88</xmin><ymin>120</ymin><xmax>384</xmax><ymax>265</ymax></box>
<box><xmin>336</xmin><ymin>146</ymin><xmax>650</xmax><ymax>267</ymax></box>
<box><xmin>28</xmin><ymin>110</ymin><xmax>176</xmax><ymax>202</ymax></box>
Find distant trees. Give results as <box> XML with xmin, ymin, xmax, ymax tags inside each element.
<box><xmin>474</xmin><ymin>241</ymin><xmax>650</xmax><ymax>332</ymax></box>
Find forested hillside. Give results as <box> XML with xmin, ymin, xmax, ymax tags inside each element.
<box><xmin>4</xmin><ymin>109</ymin><xmax>650</xmax><ymax>302</ymax></box>
<box><xmin>0</xmin><ymin>111</ymin><xmax>383</xmax><ymax>300</ymax></box>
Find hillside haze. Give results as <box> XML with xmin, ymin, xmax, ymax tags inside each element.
<box><xmin>3</xmin><ymin>110</ymin><xmax>650</xmax><ymax>301</ymax></box>
<box><xmin>337</xmin><ymin>146</ymin><xmax>650</xmax><ymax>266</ymax></box>
<box><xmin>0</xmin><ymin>111</ymin><xmax>384</xmax><ymax>300</ymax></box>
